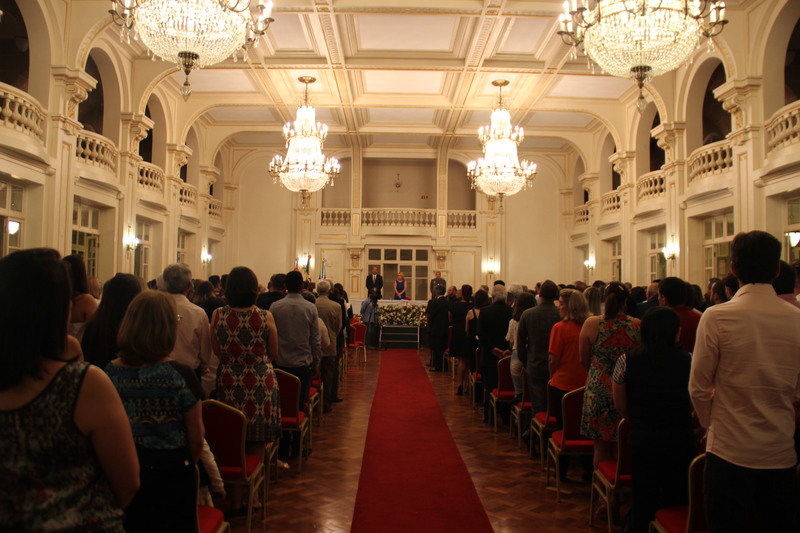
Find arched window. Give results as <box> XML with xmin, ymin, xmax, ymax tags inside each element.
<box><xmin>702</xmin><ymin>64</ymin><xmax>731</xmax><ymax>145</ymax></box>
<box><xmin>785</xmin><ymin>19</ymin><xmax>800</xmax><ymax>105</ymax></box>
<box><xmin>0</xmin><ymin>0</ymin><xmax>29</xmax><ymax>92</ymax></box>
<box><xmin>649</xmin><ymin>113</ymin><xmax>664</xmax><ymax>171</ymax></box>
<box><xmin>139</xmin><ymin>104</ymin><xmax>153</xmax><ymax>163</ymax></box>
<box><xmin>77</xmin><ymin>55</ymin><xmax>104</xmax><ymax>134</ymax></box>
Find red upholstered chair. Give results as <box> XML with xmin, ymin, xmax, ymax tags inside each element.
<box><xmin>489</xmin><ymin>356</ymin><xmax>515</xmax><ymax>432</ymax></box>
<box><xmin>509</xmin><ymin>368</ymin><xmax>531</xmax><ymax>447</ymax></box>
<box><xmin>195</xmin><ymin>465</ymin><xmax>231</xmax><ymax>533</ymax></box>
<box><xmin>469</xmin><ymin>348</ymin><xmax>482</xmax><ymax>408</ymax></box>
<box><xmin>274</xmin><ymin>369</ymin><xmax>311</xmax><ymax>473</ymax></box>
<box><xmin>649</xmin><ymin>454</ymin><xmax>708</xmax><ymax>533</ymax></box>
<box><xmin>590</xmin><ymin>418</ymin><xmax>633</xmax><ymax>533</ymax></box>
<box><xmin>545</xmin><ymin>386</ymin><xmax>594</xmax><ymax>502</ymax></box>
<box><xmin>530</xmin><ymin>381</ymin><xmax>559</xmax><ymax>469</ymax></box>
<box><xmin>201</xmin><ymin>400</ymin><xmax>265</xmax><ymax>533</ymax></box>
<box><xmin>349</xmin><ymin>322</ymin><xmax>367</xmax><ymax>363</ymax></box>
<box><xmin>308</xmin><ymin>377</ymin><xmax>323</xmax><ymax>428</ymax></box>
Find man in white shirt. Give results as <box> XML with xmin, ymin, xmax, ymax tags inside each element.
<box><xmin>689</xmin><ymin>231</ymin><xmax>800</xmax><ymax>532</ymax></box>
<box><xmin>162</xmin><ymin>264</ymin><xmax>213</xmax><ymax>385</ymax></box>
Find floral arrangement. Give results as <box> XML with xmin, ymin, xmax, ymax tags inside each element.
<box><xmin>377</xmin><ymin>303</ymin><xmax>427</xmax><ymax>327</ymax></box>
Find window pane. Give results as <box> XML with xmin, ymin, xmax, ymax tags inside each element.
<box><xmin>7</xmin><ymin>220</ymin><xmax>20</xmax><ymax>248</ymax></box>
<box><xmin>725</xmin><ymin>213</ymin><xmax>734</xmax><ymax>236</ymax></box>
<box><xmin>415</xmin><ymin>249</ymin><xmax>428</xmax><ymax>261</ymax></box>
<box><xmin>91</xmin><ymin>208</ymin><xmax>99</xmax><ymax>230</ymax></box>
<box><xmin>704</xmin><ymin>219</ymin><xmax>713</xmax><ymax>240</ymax></box>
<box><xmin>415</xmin><ymin>279</ymin><xmax>427</xmax><ymax>301</ymax></box>
<box><xmin>789</xmin><ymin>198</ymin><xmax>800</xmax><ymax>225</ymax></box>
<box><xmin>385</xmin><ymin>249</ymin><xmax>397</xmax><ymax>261</ymax></box>
<box><xmin>415</xmin><ymin>265</ymin><xmax>427</xmax><ymax>278</ymax></box>
<box><xmin>368</xmin><ymin>249</ymin><xmax>381</xmax><ymax>260</ymax></box>
<box><xmin>400</xmin><ymin>249</ymin><xmax>413</xmax><ymax>261</ymax></box>
<box><xmin>714</xmin><ymin>216</ymin><xmax>723</xmax><ymax>239</ymax></box>
<box><xmin>9</xmin><ymin>186</ymin><xmax>22</xmax><ymax>212</ymax></box>
<box><xmin>0</xmin><ymin>185</ymin><xmax>7</xmax><ymax>209</ymax></box>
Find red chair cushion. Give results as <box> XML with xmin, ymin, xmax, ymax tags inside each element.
<box><xmin>198</xmin><ymin>505</ymin><xmax>225</xmax><ymax>533</ymax></box>
<box><xmin>533</xmin><ymin>411</ymin><xmax>557</xmax><ymax>426</ymax></box>
<box><xmin>653</xmin><ymin>506</ymin><xmax>689</xmax><ymax>533</ymax></box>
<box><xmin>597</xmin><ymin>460</ymin><xmax>632</xmax><ymax>486</ymax></box>
<box><xmin>472</xmin><ymin>372</ymin><xmax>482</xmax><ymax>380</ymax></box>
<box><xmin>220</xmin><ymin>453</ymin><xmax>261</xmax><ymax>479</ymax></box>
<box><xmin>311</xmin><ymin>378</ymin><xmax>321</xmax><ymax>388</ymax></box>
<box><xmin>550</xmin><ymin>430</ymin><xmax>594</xmax><ymax>452</ymax></box>
<box><xmin>490</xmin><ymin>388</ymin><xmax>516</xmax><ymax>400</ymax></box>
<box><xmin>515</xmin><ymin>401</ymin><xmax>532</xmax><ymax>410</ymax></box>
<box><xmin>308</xmin><ymin>386</ymin><xmax>319</xmax><ymax>398</ymax></box>
<box><xmin>281</xmin><ymin>412</ymin><xmax>307</xmax><ymax>427</ymax></box>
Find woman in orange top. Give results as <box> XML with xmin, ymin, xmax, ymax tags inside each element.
<box><xmin>548</xmin><ymin>288</ymin><xmax>590</xmax><ymax>427</ymax></box>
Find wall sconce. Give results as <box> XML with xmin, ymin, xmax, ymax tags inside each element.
<box><xmin>201</xmin><ymin>251</ymin><xmax>213</xmax><ymax>264</ymax></box>
<box><xmin>583</xmin><ymin>257</ymin><xmax>596</xmax><ymax>271</ymax></box>
<box><xmin>484</xmin><ymin>259</ymin><xmax>500</xmax><ymax>278</ymax></box>
<box><xmin>787</xmin><ymin>232</ymin><xmax>800</xmax><ymax>247</ymax></box>
<box><xmin>662</xmin><ymin>241</ymin><xmax>679</xmax><ymax>261</ymax></box>
<box><xmin>7</xmin><ymin>220</ymin><xmax>20</xmax><ymax>236</ymax></box>
<box><xmin>123</xmin><ymin>227</ymin><xmax>140</xmax><ymax>252</ymax></box>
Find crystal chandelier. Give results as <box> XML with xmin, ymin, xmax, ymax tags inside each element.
<box><xmin>558</xmin><ymin>0</ymin><xmax>727</xmax><ymax>112</ymax></box>
<box><xmin>269</xmin><ymin>76</ymin><xmax>340</xmax><ymax>203</ymax></box>
<box><xmin>109</xmin><ymin>0</ymin><xmax>274</xmax><ymax>100</ymax></box>
<box><xmin>467</xmin><ymin>80</ymin><xmax>537</xmax><ymax>200</ymax></box>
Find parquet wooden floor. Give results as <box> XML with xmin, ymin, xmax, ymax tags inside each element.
<box><xmin>229</xmin><ymin>348</ymin><xmax>601</xmax><ymax>532</ymax></box>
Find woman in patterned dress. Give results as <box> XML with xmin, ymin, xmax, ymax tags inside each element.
<box><xmin>211</xmin><ymin>267</ymin><xmax>281</xmax><ymax>456</ymax></box>
<box><xmin>579</xmin><ymin>281</ymin><xmax>640</xmax><ymax>468</ymax></box>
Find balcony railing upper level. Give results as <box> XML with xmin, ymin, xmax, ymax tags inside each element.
<box><xmin>137</xmin><ymin>161</ymin><xmax>165</xmax><ymax>194</ymax></box>
<box><xmin>574</xmin><ymin>205</ymin><xmax>589</xmax><ymax>225</ymax></box>
<box><xmin>766</xmin><ymin>99</ymin><xmax>800</xmax><ymax>155</ymax></box>
<box><xmin>208</xmin><ymin>198</ymin><xmax>223</xmax><ymax>220</ymax></box>
<box><xmin>0</xmin><ymin>82</ymin><xmax>45</xmax><ymax>142</ymax></box>
<box><xmin>687</xmin><ymin>139</ymin><xmax>733</xmax><ymax>184</ymax></box>
<box><xmin>320</xmin><ymin>209</ymin><xmax>351</xmax><ymax>226</ymax></box>
<box><xmin>75</xmin><ymin>130</ymin><xmax>117</xmax><ymax>174</ymax></box>
<box><xmin>601</xmin><ymin>190</ymin><xmax>621</xmax><ymax>215</ymax></box>
<box><xmin>179</xmin><ymin>183</ymin><xmax>198</xmax><ymax>209</ymax></box>
<box><xmin>362</xmin><ymin>208</ymin><xmax>436</xmax><ymax>227</ymax></box>
<box><xmin>636</xmin><ymin>170</ymin><xmax>666</xmax><ymax>202</ymax></box>
<box><xmin>447</xmin><ymin>210</ymin><xmax>477</xmax><ymax>229</ymax></box>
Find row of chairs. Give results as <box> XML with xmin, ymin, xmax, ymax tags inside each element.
<box><xmin>472</xmin><ymin>354</ymin><xmax>707</xmax><ymax>533</ymax></box>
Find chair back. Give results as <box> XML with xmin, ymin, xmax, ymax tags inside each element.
<box><xmin>354</xmin><ymin>322</ymin><xmax>367</xmax><ymax>344</ymax></box>
<box><xmin>543</xmin><ymin>378</ymin><xmax>557</xmax><ymax>419</ymax></box>
<box><xmin>274</xmin><ymin>369</ymin><xmax>301</xmax><ymax>419</ymax></box>
<box><xmin>201</xmin><ymin>400</ymin><xmax>247</xmax><ymax>478</ymax></box>
<box><xmin>614</xmin><ymin>418</ymin><xmax>632</xmax><ymax>480</ymax></box>
<box><xmin>348</xmin><ymin>325</ymin><xmax>357</xmax><ymax>345</ymax></box>
<box><xmin>687</xmin><ymin>453</ymin><xmax>708</xmax><ymax>532</ymax></box>
<box><xmin>561</xmin><ymin>387</ymin><xmax>586</xmax><ymax>440</ymax></box>
<box><xmin>497</xmin><ymin>356</ymin><xmax>514</xmax><ymax>392</ymax></box>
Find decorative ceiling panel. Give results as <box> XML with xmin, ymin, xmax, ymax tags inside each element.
<box><xmin>526</xmin><ymin>111</ymin><xmax>594</xmax><ymax>128</ymax></box>
<box><xmin>170</xmin><ymin>69</ymin><xmax>260</xmax><ymax>93</ymax></box>
<box><xmin>363</xmin><ymin>70</ymin><xmax>445</xmax><ymax>94</ymax></box>
<box><xmin>206</xmin><ymin>107</ymin><xmax>278</xmax><ymax>122</ymax></box>
<box><xmin>356</xmin><ymin>14</ymin><xmax>458</xmax><ymax>51</ymax></box>
<box><xmin>368</xmin><ymin>108</ymin><xmax>436</xmax><ymax>124</ymax></box>
<box><xmin>496</xmin><ymin>18</ymin><xmax>551</xmax><ymax>54</ymax></box>
<box><xmin>548</xmin><ymin>74</ymin><xmax>632</xmax><ymax>99</ymax></box>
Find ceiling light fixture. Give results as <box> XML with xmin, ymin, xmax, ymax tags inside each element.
<box><xmin>467</xmin><ymin>80</ymin><xmax>537</xmax><ymax>202</ymax></box>
<box><xmin>269</xmin><ymin>76</ymin><xmax>340</xmax><ymax>206</ymax></box>
<box><xmin>558</xmin><ymin>0</ymin><xmax>727</xmax><ymax>113</ymax></box>
<box><xmin>109</xmin><ymin>0</ymin><xmax>274</xmax><ymax>100</ymax></box>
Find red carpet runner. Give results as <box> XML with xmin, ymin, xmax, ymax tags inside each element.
<box><xmin>351</xmin><ymin>349</ymin><xmax>494</xmax><ymax>533</ymax></box>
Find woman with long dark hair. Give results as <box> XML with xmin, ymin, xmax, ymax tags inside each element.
<box><xmin>0</xmin><ymin>249</ymin><xmax>139</xmax><ymax>531</ymax></box>
<box><xmin>63</xmin><ymin>254</ymin><xmax>99</xmax><ymax>341</ymax></box>
<box><xmin>82</xmin><ymin>273</ymin><xmax>143</xmax><ymax>368</ymax></box>
<box><xmin>193</xmin><ymin>280</ymin><xmax>225</xmax><ymax>322</ymax></box>
<box><xmin>613</xmin><ymin>307</ymin><xmax>694</xmax><ymax>533</ymax></box>
<box><xmin>450</xmin><ymin>284</ymin><xmax>474</xmax><ymax>396</ymax></box>
<box><xmin>579</xmin><ymin>281</ymin><xmax>640</xmax><ymax>468</ymax></box>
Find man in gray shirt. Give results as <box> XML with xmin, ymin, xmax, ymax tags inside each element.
<box><xmin>270</xmin><ymin>270</ymin><xmax>321</xmax><ymax>459</ymax></box>
<box><xmin>518</xmin><ymin>280</ymin><xmax>561</xmax><ymax>414</ymax></box>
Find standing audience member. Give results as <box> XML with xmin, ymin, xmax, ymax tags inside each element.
<box><xmin>450</xmin><ymin>284</ymin><xmax>474</xmax><ymax>396</ymax></box>
<box><xmin>518</xmin><ymin>281</ymin><xmax>561</xmax><ymax>414</ymax></box>
<box><xmin>658</xmin><ymin>276</ymin><xmax>702</xmax><ymax>353</ymax></box>
<box><xmin>270</xmin><ymin>270</ymin><xmax>321</xmax><ymax>461</ymax></box>
<box><xmin>467</xmin><ymin>289</ymin><xmax>490</xmax><ymax>374</ymax></box>
<box><xmin>613</xmin><ymin>307</ymin><xmax>695</xmax><ymax>533</ymax></box>
<box><xmin>430</xmin><ymin>271</ymin><xmax>447</xmax><ymax>299</ymax></box>
<box><xmin>63</xmin><ymin>254</ymin><xmax>99</xmax><ymax>341</ymax></box>
<box><xmin>106</xmin><ymin>291</ymin><xmax>204</xmax><ymax>532</ymax></box>
<box><xmin>690</xmin><ymin>231</ymin><xmax>800</xmax><ymax>532</ymax></box>
<box><xmin>162</xmin><ymin>264</ymin><xmax>213</xmax><ymax>381</ymax></box>
<box><xmin>478</xmin><ymin>284</ymin><xmax>513</xmax><ymax>424</ymax></box>
<box><xmin>366</xmin><ymin>266</ymin><xmax>383</xmax><ymax>299</ymax></box>
<box><xmin>329</xmin><ymin>283</ymin><xmax>348</xmax><ymax>403</ymax></box>
<box><xmin>504</xmin><ymin>291</ymin><xmax>536</xmax><ymax>399</ymax></box>
<box><xmin>773</xmin><ymin>260</ymin><xmax>800</xmax><ymax>310</ymax></box>
<box><xmin>193</xmin><ymin>280</ymin><xmax>225</xmax><ymax>322</ymax></box>
<box><xmin>208</xmin><ymin>275</ymin><xmax>222</xmax><ymax>297</ymax></box>
<box><xmin>636</xmin><ymin>280</ymin><xmax>660</xmax><ymax>318</ymax></box>
<box><xmin>580</xmin><ymin>282</ymin><xmax>640</xmax><ymax>468</ymax></box>
<box><xmin>0</xmin><ymin>249</ymin><xmax>139</xmax><ymax>531</ymax></box>
<box><xmin>82</xmin><ymin>273</ymin><xmax>143</xmax><ymax>368</ymax></box>
<box><xmin>315</xmin><ymin>281</ymin><xmax>343</xmax><ymax>412</ymax></box>
<box><xmin>426</xmin><ymin>285</ymin><xmax>450</xmax><ymax>372</ymax></box>
<box><xmin>584</xmin><ymin>285</ymin><xmax>602</xmax><ymax>316</ymax></box>
<box><xmin>360</xmin><ymin>290</ymin><xmax>379</xmax><ymax>348</ymax></box>
<box><xmin>256</xmin><ymin>273</ymin><xmax>287</xmax><ymax>310</ymax></box>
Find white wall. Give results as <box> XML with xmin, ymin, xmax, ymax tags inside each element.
<box><xmin>362</xmin><ymin>159</ymin><xmax>437</xmax><ymax>208</ymax></box>
<box><xmin>234</xmin><ymin>154</ymin><xmax>296</xmax><ymax>285</ymax></box>
<box><xmin>504</xmin><ymin>168</ymin><xmax>562</xmax><ymax>286</ymax></box>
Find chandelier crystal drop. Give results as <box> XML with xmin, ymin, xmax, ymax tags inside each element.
<box><xmin>109</xmin><ymin>0</ymin><xmax>274</xmax><ymax>100</ymax></box>
<box><xmin>557</xmin><ymin>0</ymin><xmax>727</xmax><ymax>112</ymax></box>
<box><xmin>467</xmin><ymin>80</ymin><xmax>537</xmax><ymax>199</ymax></box>
<box><xmin>269</xmin><ymin>76</ymin><xmax>340</xmax><ymax>202</ymax></box>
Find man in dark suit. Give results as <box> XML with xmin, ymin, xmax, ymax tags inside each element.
<box><xmin>478</xmin><ymin>284</ymin><xmax>513</xmax><ymax>423</ymax></box>
<box><xmin>430</xmin><ymin>271</ymin><xmax>447</xmax><ymax>299</ymax></box>
<box><xmin>635</xmin><ymin>279</ymin><xmax>661</xmax><ymax>318</ymax></box>
<box><xmin>365</xmin><ymin>266</ymin><xmax>383</xmax><ymax>299</ymax></box>
<box><xmin>426</xmin><ymin>285</ymin><xmax>450</xmax><ymax>372</ymax></box>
